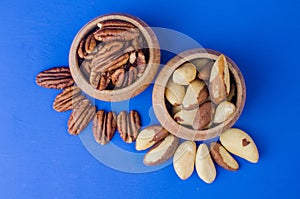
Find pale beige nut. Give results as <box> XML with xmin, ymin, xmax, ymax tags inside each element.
<box><xmin>173</xmin><ymin>141</ymin><xmax>196</xmax><ymax>180</ymax></box>
<box><xmin>135</xmin><ymin>126</ymin><xmax>169</xmax><ymax>151</ymax></box>
<box><xmin>182</xmin><ymin>79</ymin><xmax>208</xmax><ymax>110</ymax></box>
<box><xmin>220</xmin><ymin>128</ymin><xmax>259</xmax><ymax>163</ymax></box>
<box><xmin>209</xmin><ymin>54</ymin><xmax>230</xmax><ymax>104</ymax></box>
<box><xmin>210</xmin><ymin>142</ymin><xmax>239</xmax><ymax>171</ymax></box>
<box><xmin>165</xmin><ymin>80</ymin><xmax>186</xmax><ymax>106</ymax></box>
<box><xmin>195</xmin><ymin>144</ymin><xmax>216</xmax><ymax>184</ymax></box>
<box><xmin>213</xmin><ymin>101</ymin><xmax>236</xmax><ymax>123</ymax></box>
<box><xmin>172</xmin><ymin>62</ymin><xmax>197</xmax><ymax>85</ymax></box>
<box><xmin>143</xmin><ymin>134</ymin><xmax>179</xmax><ymax>166</ymax></box>
<box><xmin>192</xmin><ymin>102</ymin><xmax>215</xmax><ymax>130</ymax></box>
<box><xmin>174</xmin><ymin>108</ymin><xmax>198</xmax><ymax>126</ymax></box>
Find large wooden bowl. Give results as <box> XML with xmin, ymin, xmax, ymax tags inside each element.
<box><xmin>152</xmin><ymin>49</ymin><xmax>246</xmax><ymax>141</ymax></box>
<box><xmin>69</xmin><ymin>13</ymin><xmax>161</xmax><ymax>102</ymax></box>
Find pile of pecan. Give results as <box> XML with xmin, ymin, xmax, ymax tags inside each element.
<box><xmin>36</xmin><ymin>66</ymin><xmax>141</xmax><ymax>145</ymax></box>
<box><xmin>77</xmin><ymin>20</ymin><xmax>149</xmax><ymax>91</ymax></box>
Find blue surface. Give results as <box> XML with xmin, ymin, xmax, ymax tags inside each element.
<box><xmin>1</xmin><ymin>0</ymin><xmax>300</xmax><ymax>198</ymax></box>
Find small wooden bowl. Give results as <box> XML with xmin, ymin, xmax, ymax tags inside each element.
<box><xmin>152</xmin><ymin>49</ymin><xmax>246</xmax><ymax>141</ymax></box>
<box><xmin>69</xmin><ymin>13</ymin><xmax>160</xmax><ymax>102</ymax></box>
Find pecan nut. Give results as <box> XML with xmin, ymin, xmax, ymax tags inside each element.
<box><xmin>89</xmin><ymin>71</ymin><xmax>110</xmax><ymax>91</ymax></box>
<box><xmin>93</xmin><ymin>110</ymin><xmax>117</xmax><ymax>145</ymax></box>
<box><xmin>97</xmin><ymin>20</ymin><xmax>135</xmax><ymax>29</ymax></box>
<box><xmin>127</xmin><ymin>66</ymin><xmax>138</xmax><ymax>85</ymax></box>
<box><xmin>53</xmin><ymin>86</ymin><xmax>85</xmax><ymax>112</ymax></box>
<box><xmin>36</xmin><ymin>67</ymin><xmax>74</xmax><ymax>89</ymax></box>
<box><xmin>111</xmin><ymin>68</ymin><xmax>125</xmax><ymax>88</ymax></box>
<box><xmin>117</xmin><ymin>110</ymin><xmax>141</xmax><ymax>143</ymax></box>
<box><xmin>94</xmin><ymin>28</ymin><xmax>140</xmax><ymax>42</ymax></box>
<box><xmin>136</xmin><ymin>51</ymin><xmax>146</xmax><ymax>77</ymax></box>
<box><xmin>68</xmin><ymin>99</ymin><xmax>96</xmax><ymax>135</ymax></box>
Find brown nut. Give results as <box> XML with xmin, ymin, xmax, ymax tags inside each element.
<box><xmin>36</xmin><ymin>67</ymin><xmax>74</xmax><ymax>89</ymax></box>
<box><xmin>136</xmin><ymin>50</ymin><xmax>147</xmax><ymax>77</ymax></box>
<box><xmin>97</xmin><ymin>20</ymin><xmax>135</xmax><ymax>29</ymax></box>
<box><xmin>135</xmin><ymin>125</ymin><xmax>169</xmax><ymax>151</ymax></box>
<box><xmin>127</xmin><ymin>66</ymin><xmax>138</xmax><ymax>85</ymax></box>
<box><xmin>111</xmin><ymin>68</ymin><xmax>125</xmax><ymax>88</ymax></box>
<box><xmin>143</xmin><ymin>134</ymin><xmax>180</xmax><ymax>166</ymax></box>
<box><xmin>192</xmin><ymin>101</ymin><xmax>215</xmax><ymax>130</ymax></box>
<box><xmin>210</xmin><ymin>142</ymin><xmax>239</xmax><ymax>171</ymax></box>
<box><xmin>93</xmin><ymin>110</ymin><xmax>117</xmax><ymax>145</ymax></box>
<box><xmin>53</xmin><ymin>86</ymin><xmax>85</xmax><ymax>112</ymax></box>
<box><xmin>117</xmin><ymin>110</ymin><xmax>141</xmax><ymax>143</ymax></box>
<box><xmin>68</xmin><ymin>99</ymin><xmax>96</xmax><ymax>135</ymax></box>
<box><xmin>209</xmin><ymin>54</ymin><xmax>230</xmax><ymax>104</ymax></box>
<box><xmin>182</xmin><ymin>79</ymin><xmax>208</xmax><ymax>110</ymax></box>
<box><xmin>85</xmin><ymin>34</ymin><xmax>97</xmax><ymax>54</ymax></box>
<box><xmin>93</xmin><ymin>28</ymin><xmax>140</xmax><ymax>42</ymax></box>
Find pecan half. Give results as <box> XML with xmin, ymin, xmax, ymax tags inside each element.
<box><xmin>127</xmin><ymin>66</ymin><xmax>138</xmax><ymax>85</ymax></box>
<box><xmin>94</xmin><ymin>28</ymin><xmax>140</xmax><ymax>42</ymax></box>
<box><xmin>36</xmin><ymin>67</ymin><xmax>74</xmax><ymax>89</ymax></box>
<box><xmin>111</xmin><ymin>68</ymin><xmax>125</xmax><ymax>87</ymax></box>
<box><xmin>85</xmin><ymin>34</ymin><xmax>97</xmax><ymax>54</ymax></box>
<box><xmin>136</xmin><ymin>51</ymin><xmax>146</xmax><ymax>77</ymax></box>
<box><xmin>68</xmin><ymin>99</ymin><xmax>96</xmax><ymax>135</ymax></box>
<box><xmin>98</xmin><ymin>72</ymin><xmax>111</xmax><ymax>91</ymax></box>
<box><xmin>97</xmin><ymin>20</ymin><xmax>135</xmax><ymax>29</ymax></box>
<box><xmin>53</xmin><ymin>86</ymin><xmax>85</xmax><ymax>112</ymax></box>
<box><xmin>117</xmin><ymin>110</ymin><xmax>141</xmax><ymax>143</ymax></box>
<box><xmin>93</xmin><ymin>110</ymin><xmax>117</xmax><ymax>145</ymax></box>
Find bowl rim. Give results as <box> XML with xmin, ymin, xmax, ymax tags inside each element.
<box><xmin>152</xmin><ymin>48</ymin><xmax>246</xmax><ymax>141</ymax></box>
<box><xmin>69</xmin><ymin>13</ymin><xmax>161</xmax><ymax>102</ymax></box>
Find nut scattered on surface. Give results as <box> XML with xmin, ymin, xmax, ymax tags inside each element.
<box><xmin>135</xmin><ymin>125</ymin><xmax>169</xmax><ymax>151</ymax></box>
<box><xmin>93</xmin><ymin>110</ymin><xmax>117</xmax><ymax>145</ymax></box>
<box><xmin>213</xmin><ymin>101</ymin><xmax>236</xmax><ymax>123</ymax></box>
<box><xmin>36</xmin><ymin>67</ymin><xmax>74</xmax><ymax>89</ymax></box>
<box><xmin>195</xmin><ymin>144</ymin><xmax>217</xmax><ymax>184</ymax></box>
<box><xmin>173</xmin><ymin>141</ymin><xmax>196</xmax><ymax>180</ymax></box>
<box><xmin>220</xmin><ymin>128</ymin><xmax>259</xmax><ymax>163</ymax></box>
<box><xmin>53</xmin><ymin>86</ymin><xmax>85</xmax><ymax>112</ymax></box>
<box><xmin>68</xmin><ymin>99</ymin><xmax>96</xmax><ymax>135</ymax></box>
<box><xmin>143</xmin><ymin>134</ymin><xmax>179</xmax><ymax>166</ymax></box>
<box><xmin>210</xmin><ymin>142</ymin><xmax>239</xmax><ymax>171</ymax></box>
<box><xmin>117</xmin><ymin>110</ymin><xmax>141</xmax><ymax>143</ymax></box>
<box><xmin>172</xmin><ymin>62</ymin><xmax>197</xmax><ymax>85</ymax></box>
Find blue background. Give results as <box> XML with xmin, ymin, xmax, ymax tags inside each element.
<box><xmin>1</xmin><ymin>0</ymin><xmax>299</xmax><ymax>198</ymax></box>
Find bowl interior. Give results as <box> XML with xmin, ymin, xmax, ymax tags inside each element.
<box><xmin>69</xmin><ymin>13</ymin><xmax>160</xmax><ymax>102</ymax></box>
<box><xmin>152</xmin><ymin>48</ymin><xmax>246</xmax><ymax>141</ymax></box>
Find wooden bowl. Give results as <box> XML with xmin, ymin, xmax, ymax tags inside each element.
<box><xmin>152</xmin><ymin>49</ymin><xmax>246</xmax><ymax>141</ymax></box>
<box><xmin>69</xmin><ymin>13</ymin><xmax>160</xmax><ymax>102</ymax></box>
